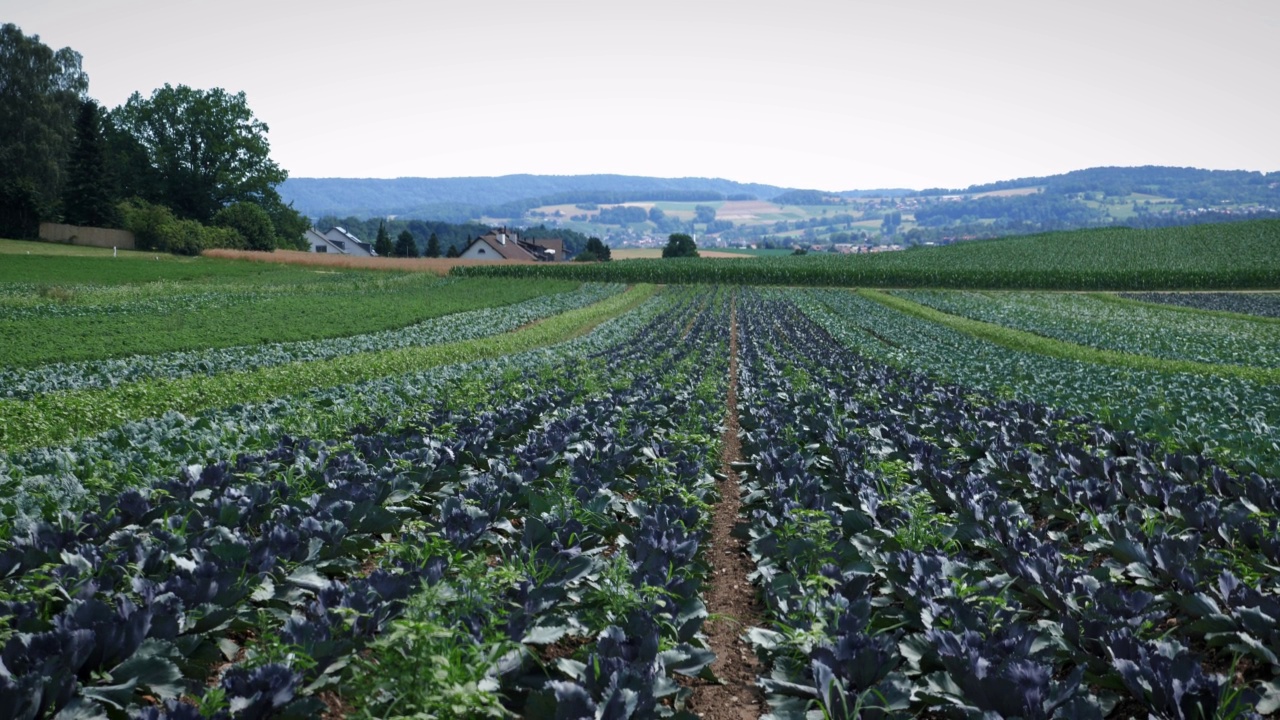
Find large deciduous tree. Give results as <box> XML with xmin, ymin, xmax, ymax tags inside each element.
<box><xmin>0</xmin><ymin>23</ymin><xmax>89</xmax><ymax>230</ymax></box>
<box><xmin>108</xmin><ymin>84</ymin><xmax>287</xmax><ymax>223</ymax></box>
<box><xmin>213</xmin><ymin>201</ymin><xmax>276</xmax><ymax>251</ymax></box>
<box><xmin>661</xmin><ymin>233</ymin><xmax>699</xmax><ymax>258</ymax></box>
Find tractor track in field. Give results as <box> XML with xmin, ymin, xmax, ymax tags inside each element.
<box><xmin>689</xmin><ymin>297</ymin><xmax>767</xmax><ymax>720</ymax></box>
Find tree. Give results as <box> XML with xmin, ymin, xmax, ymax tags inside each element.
<box><xmin>62</xmin><ymin>100</ymin><xmax>119</xmax><ymax>227</ymax></box>
<box><xmin>445</xmin><ymin>244</ymin><xmax>460</xmax><ymax>258</ymax></box>
<box><xmin>108</xmin><ymin>84</ymin><xmax>287</xmax><ymax>222</ymax></box>
<box><xmin>0</xmin><ymin>180</ymin><xmax>43</xmax><ymax>239</ymax></box>
<box><xmin>395</xmin><ymin>229</ymin><xmax>418</xmax><ymax>257</ymax></box>
<box><xmin>662</xmin><ymin>233</ymin><xmax>699</xmax><ymax>258</ymax></box>
<box><xmin>881</xmin><ymin>211</ymin><xmax>902</xmax><ymax>236</ymax></box>
<box><xmin>213</xmin><ymin>201</ymin><xmax>276</xmax><ymax>251</ymax></box>
<box><xmin>573</xmin><ymin>236</ymin><xmax>611</xmax><ymax>262</ymax></box>
<box><xmin>374</xmin><ymin>220</ymin><xmax>393</xmax><ymax>256</ymax></box>
<box><xmin>425</xmin><ymin>232</ymin><xmax>441</xmax><ymax>258</ymax></box>
<box><xmin>261</xmin><ymin>196</ymin><xmax>309</xmax><ymax>250</ymax></box>
<box><xmin>694</xmin><ymin>205</ymin><xmax>716</xmax><ymax>224</ymax></box>
<box><xmin>0</xmin><ymin>24</ymin><xmax>89</xmax><ymax>219</ymax></box>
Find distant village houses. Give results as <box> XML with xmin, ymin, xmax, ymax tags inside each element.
<box><xmin>305</xmin><ymin>227</ymin><xmax>377</xmax><ymax>256</ymax></box>
<box><xmin>459</xmin><ymin>228</ymin><xmax>566</xmax><ymax>262</ymax></box>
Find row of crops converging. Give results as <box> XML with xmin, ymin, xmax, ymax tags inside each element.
<box><xmin>2</xmin><ymin>285</ymin><xmax>1279</xmax><ymax>719</ymax></box>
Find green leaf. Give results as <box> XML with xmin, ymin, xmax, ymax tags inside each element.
<box><xmin>522</xmin><ymin>624</ymin><xmax>570</xmax><ymax>645</ymax></box>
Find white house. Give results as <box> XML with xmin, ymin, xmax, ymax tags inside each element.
<box><xmin>306</xmin><ymin>227</ymin><xmax>377</xmax><ymax>256</ymax></box>
<box><xmin>459</xmin><ymin>228</ymin><xmax>565</xmax><ymax>262</ymax></box>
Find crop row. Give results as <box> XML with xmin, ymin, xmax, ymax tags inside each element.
<box><xmin>0</xmin><ymin>283</ymin><xmax>623</xmax><ymax>399</ymax></box>
<box><xmin>796</xmin><ymin>289</ymin><xmax>1280</xmax><ymax>478</ymax></box>
<box><xmin>0</xmin><ymin>284</ymin><xmax>657</xmax><ymax>453</ymax></box>
<box><xmin>0</xmin><ymin>286</ymin><xmax>679</xmax><ymax>536</ymax></box>
<box><xmin>1120</xmin><ymin>292</ymin><xmax>1280</xmax><ymax>320</ymax></box>
<box><xmin>0</xmin><ymin>286</ymin><xmax>732</xmax><ymax>718</ymax></box>
<box><xmin>894</xmin><ymin>290</ymin><xmax>1280</xmax><ymax>369</ymax></box>
<box><xmin>732</xmin><ymin>289</ymin><xmax>1279</xmax><ymax>718</ymax></box>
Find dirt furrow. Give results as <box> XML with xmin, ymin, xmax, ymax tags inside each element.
<box><xmin>689</xmin><ymin>296</ymin><xmax>767</xmax><ymax>720</ymax></box>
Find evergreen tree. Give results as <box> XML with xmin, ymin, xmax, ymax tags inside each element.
<box><xmin>394</xmin><ymin>229</ymin><xmax>418</xmax><ymax>257</ymax></box>
<box><xmin>425</xmin><ymin>232</ymin><xmax>441</xmax><ymax>258</ymax></box>
<box><xmin>373</xmin><ymin>220</ymin><xmax>392</xmax><ymax>256</ymax></box>
<box><xmin>62</xmin><ymin>99</ymin><xmax>118</xmax><ymax>227</ymax></box>
<box><xmin>445</xmin><ymin>244</ymin><xmax>460</xmax><ymax>258</ymax></box>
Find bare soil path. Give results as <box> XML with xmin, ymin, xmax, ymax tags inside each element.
<box><xmin>687</xmin><ymin>297</ymin><xmax>768</xmax><ymax>720</ymax></box>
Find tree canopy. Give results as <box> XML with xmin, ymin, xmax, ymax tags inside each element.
<box><xmin>574</xmin><ymin>236</ymin><xmax>612</xmax><ymax>262</ymax></box>
<box><xmin>108</xmin><ymin>84</ymin><xmax>287</xmax><ymax>223</ymax></box>
<box><xmin>213</xmin><ymin>202</ymin><xmax>276</xmax><ymax>251</ymax></box>
<box><xmin>662</xmin><ymin>233</ymin><xmax>699</xmax><ymax>258</ymax></box>
<box><xmin>0</xmin><ymin>24</ymin><xmax>88</xmax><ymax>223</ymax></box>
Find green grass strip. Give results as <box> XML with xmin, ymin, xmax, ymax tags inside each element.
<box><xmin>857</xmin><ymin>288</ymin><xmax>1280</xmax><ymax>385</ymax></box>
<box><xmin>0</xmin><ymin>285</ymin><xmax>657</xmax><ymax>452</ymax></box>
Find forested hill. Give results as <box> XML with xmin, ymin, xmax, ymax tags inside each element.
<box><xmin>935</xmin><ymin>166</ymin><xmax>1280</xmax><ymax>205</ymax></box>
<box><xmin>280</xmin><ymin>174</ymin><xmax>789</xmax><ymax>221</ymax></box>
<box><xmin>281</xmin><ymin>167</ymin><xmax>1280</xmax><ymax>228</ymax></box>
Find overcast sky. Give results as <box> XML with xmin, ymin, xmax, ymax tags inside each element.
<box><xmin>9</xmin><ymin>0</ymin><xmax>1278</xmax><ymax>190</ymax></box>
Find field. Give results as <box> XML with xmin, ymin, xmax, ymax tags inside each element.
<box><xmin>456</xmin><ymin>219</ymin><xmax>1280</xmax><ymax>289</ymax></box>
<box><xmin>2</xmin><ymin>230</ymin><xmax>1280</xmax><ymax>719</ymax></box>
<box><xmin>611</xmin><ymin>248</ymin><xmax>753</xmax><ymax>260</ymax></box>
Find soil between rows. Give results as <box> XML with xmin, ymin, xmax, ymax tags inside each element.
<box><xmin>688</xmin><ymin>299</ymin><xmax>768</xmax><ymax>720</ymax></box>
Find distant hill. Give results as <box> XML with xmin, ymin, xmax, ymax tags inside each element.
<box><xmin>281</xmin><ymin>166</ymin><xmax>1280</xmax><ymax>244</ymax></box>
<box><xmin>930</xmin><ymin>165</ymin><xmax>1280</xmax><ymax>205</ymax></box>
<box><xmin>280</xmin><ymin>174</ymin><xmax>790</xmax><ymax>221</ymax></box>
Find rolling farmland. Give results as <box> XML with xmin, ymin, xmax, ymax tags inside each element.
<box><xmin>2</xmin><ymin>240</ymin><xmax>1279</xmax><ymax>719</ymax></box>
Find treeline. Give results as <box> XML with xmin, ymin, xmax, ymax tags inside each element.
<box><xmin>772</xmin><ymin>189</ymin><xmax>845</xmax><ymax>206</ymax></box>
<box><xmin>0</xmin><ymin>23</ymin><xmax>305</xmax><ymax>254</ymax></box>
<box><xmin>914</xmin><ymin>193</ymin><xmax>1109</xmax><ymax>230</ymax></box>
<box><xmin>313</xmin><ymin>216</ymin><xmax>591</xmax><ymax>258</ymax></box>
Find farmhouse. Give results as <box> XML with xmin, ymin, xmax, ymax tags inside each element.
<box><xmin>306</xmin><ymin>227</ymin><xmax>378</xmax><ymax>256</ymax></box>
<box><xmin>459</xmin><ymin>228</ymin><xmax>565</xmax><ymax>262</ymax></box>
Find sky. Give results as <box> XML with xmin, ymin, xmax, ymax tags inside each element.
<box><xmin>8</xmin><ymin>0</ymin><xmax>1279</xmax><ymax>191</ymax></box>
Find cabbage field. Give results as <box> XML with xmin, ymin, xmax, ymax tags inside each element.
<box><xmin>2</xmin><ymin>256</ymin><xmax>1279</xmax><ymax>719</ymax></box>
